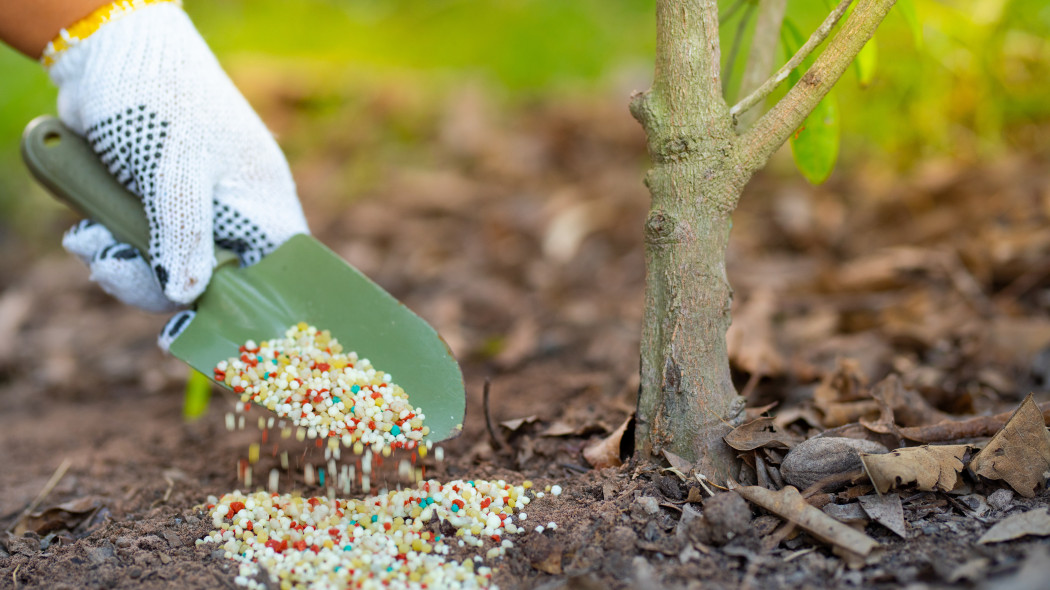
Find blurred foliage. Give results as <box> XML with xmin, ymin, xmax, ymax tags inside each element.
<box><xmin>1</xmin><ymin>0</ymin><xmax>1049</xmax><ymax>245</ymax></box>
<box><xmin>719</xmin><ymin>0</ymin><xmax>1050</xmax><ymax>166</ymax></box>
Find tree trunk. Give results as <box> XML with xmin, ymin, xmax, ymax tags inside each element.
<box><xmin>630</xmin><ymin>0</ymin><xmax>747</xmax><ymax>483</ymax></box>
<box><xmin>631</xmin><ymin>0</ymin><xmax>897</xmax><ymax>483</ymax></box>
<box><xmin>633</xmin><ymin>166</ymin><xmax>748</xmax><ymax>481</ymax></box>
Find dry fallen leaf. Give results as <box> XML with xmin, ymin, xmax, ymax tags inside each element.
<box><xmin>540</xmin><ymin>421</ymin><xmax>579</xmax><ymax>437</ymax></box>
<box><xmin>870</xmin><ymin>374</ymin><xmax>949</xmax><ymax>428</ymax></box>
<box><xmin>726</xmin><ymin>288</ymin><xmax>784</xmax><ymax>376</ymax></box>
<box><xmin>977</xmin><ymin>508</ymin><xmax>1050</xmax><ymax>544</ymax></box>
<box><xmin>20</xmin><ymin>496</ymin><xmax>102</xmax><ymax>535</ymax></box>
<box><xmin>833</xmin><ymin>246</ymin><xmax>939</xmax><ymax>292</ymax></box>
<box><xmin>857</xmin><ymin>493</ymin><xmax>907</xmax><ymax>538</ymax></box>
<box><xmin>859</xmin><ymin>445</ymin><xmax>970</xmax><ymax>494</ymax></box>
<box><xmin>662</xmin><ymin>449</ymin><xmax>694</xmax><ymax>476</ymax></box>
<box><xmin>970</xmin><ymin>394</ymin><xmax>1050</xmax><ymax>498</ymax></box>
<box><xmin>583</xmin><ymin>414</ymin><xmax>633</xmax><ymax>469</ymax></box>
<box><xmin>724</xmin><ymin>417</ymin><xmax>803</xmax><ymax>451</ymax></box>
<box><xmin>733</xmin><ymin>485</ymin><xmax>879</xmax><ymax>563</ymax></box>
<box><xmin>499</xmin><ymin>415</ymin><xmax>539</xmax><ymax>432</ymax></box>
<box><xmin>813</xmin><ymin>359</ymin><xmax>879</xmax><ymax>427</ymax></box>
<box><xmin>822</xmin><ymin>502</ymin><xmax>869</xmax><ymax>526</ymax></box>
<box><xmin>898</xmin><ymin>400</ymin><xmax>1050</xmax><ymax>443</ymax></box>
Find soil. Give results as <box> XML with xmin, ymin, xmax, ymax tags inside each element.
<box><xmin>2</xmin><ymin>88</ymin><xmax>1050</xmax><ymax>589</ymax></box>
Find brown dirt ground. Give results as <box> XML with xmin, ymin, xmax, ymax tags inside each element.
<box><xmin>2</xmin><ymin>86</ymin><xmax>1050</xmax><ymax>589</ymax></box>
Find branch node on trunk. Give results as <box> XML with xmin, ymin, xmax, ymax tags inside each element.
<box><xmin>654</xmin><ymin>135</ymin><xmax>702</xmax><ymax>163</ymax></box>
<box><xmin>629</xmin><ymin>90</ymin><xmax>656</xmax><ymax>130</ymax></box>
<box><xmin>644</xmin><ymin>210</ymin><xmax>682</xmax><ymax>245</ymax></box>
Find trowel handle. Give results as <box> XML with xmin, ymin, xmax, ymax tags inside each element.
<box><xmin>21</xmin><ymin>116</ymin><xmax>153</xmax><ymax>257</ymax></box>
<box><xmin>21</xmin><ymin>116</ymin><xmax>238</xmax><ymax>271</ymax></box>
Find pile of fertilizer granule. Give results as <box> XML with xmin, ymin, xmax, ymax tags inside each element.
<box><xmin>214</xmin><ymin>323</ymin><xmax>428</xmax><ymax>450</ymax></box>
<box><xmin>199</xmin><ymin>479</ymin><xmax>539</xmax><ymax>590</ymax></box>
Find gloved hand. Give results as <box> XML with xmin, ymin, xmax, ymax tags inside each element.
<box><xmin>46</xmin><ymin>0</ymin><xmax>309</xmax><ymax>349</ymax></box>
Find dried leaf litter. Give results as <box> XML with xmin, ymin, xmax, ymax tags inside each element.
<box><xmin>203</xmin><ymin>324</ymin><xmax>557</xmax><ymax>589</ymax></box>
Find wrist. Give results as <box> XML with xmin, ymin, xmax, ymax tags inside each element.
<box><xmin>41</xmin><ymin>0</ymin><xmax>183</xmax><ymax>68</ymax></box>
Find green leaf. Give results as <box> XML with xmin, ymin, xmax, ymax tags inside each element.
<box><xmin>897</xmin><ymin>0</ymin><xmax>922</xmax><ymax>48</ymax></box>
<box><xmin>855</xmin><ymin>36</ymin><xmax>878</xmax><ymax>87</ymax></box>
<box><xmin>183</xmin><ymin>369</ymin><xmax>213</xmax><ymax>420</ymax></box>
<box><xmin>781</xmin><ymin>18</ymin><xmax>840</xmax><ymax>184</ymax></box>
<box><xmin>790</xmin><ymin>90</ymin><xmax>840</xmax><ymax>185</ymax></box>
<box><xmin>781</xmin><ymin>17</ymin><xmax>806</xmax><ymax>53</ymax></box>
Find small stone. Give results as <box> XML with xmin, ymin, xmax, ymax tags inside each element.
<box><xmin>780</xmin><ymin>437</ymin><xmax>890</xmax><ymax>489</ymax></box>
<box><xmin>988</xmin><ymin>488</ymin><xmax>1015</xmax><ymax>511</ymax></box>
<box><xmin>604</xmin><ymin>526</ymin><xmax>638</xmax><ymax>551</ymax></box>
<box><xmin>162</xmin><ymin>530</ymin><xmax>182</xmax><ymax>547</ymax></box>
<box><xmin>702</xmin><ymin>491</ymin><xmax>752</xmax><ymax>545</ymax></box>
<box><xmin>655</xmin><ymin>474</ymin><xmax>684</xmax><ymax>501</ymax></box>
<box><xmin>823</xmin><ymin>502</ymin><xmax>869</xmax><ymax>525</ymax></box>
<box><xmin>86</xmin><ymin>542</ymin><xmax>116</xmax><ymax>565</ymax></box>
<box><xmin>957</xmin><ymin>494</ymin><xmax>990</xmax><ymax>517</ymax></box>
<box><xmin>115</xmin><ymin>536</ymin><xmax>134</xmax><ymax>549</ymax></box>
<box><xmin>128</xmin><ymin>567</ymin><xmax>143</xmax><ymax>579</ymax></box>
<box><xmin>5</xmin><ymin>534</ymin><xmax>40</xmax><ymax>556</ymax></box>
<box><xmin>631</xmin><ymin>496</ymin><xmax>661</xmax><ymax>519</ymax></box>
<box><xmin>39</xmin><ymin>532</ymin><xmax>57</xmax><ymax>551</ymax></box>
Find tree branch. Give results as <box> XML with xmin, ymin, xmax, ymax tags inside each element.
<box><xmin>730</xmin><ymin>0</ymin><xmax>853</xmax><ymax>121</ymax></box>
<box><xmin>736</xmin><ymin>0</ymin><xmax>896</xmax><ymax>176</ymax></box>
<box><xmin>736</xmin><ymin>0</ymin><xmax>788</xmax><ymax>128</ymax></box>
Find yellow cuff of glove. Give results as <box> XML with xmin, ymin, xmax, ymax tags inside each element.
<box><xmin>42</xmin><ymin>0</ymin><xmax>182</xmax><ymax>67</ymax></box>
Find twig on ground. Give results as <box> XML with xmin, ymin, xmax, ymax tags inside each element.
<box><xmin>559</xmin><ymin>462</ymin><xmax>590</xmax><ymax>474</ymax></box>
<box><xmin>784</xmin><ymin>547</ymin><xmax>816</xmax><ymax>562</ymax></box>
<box><xmin>800</xmin><ymin>469</ymin><xmax>865</xmax><ymax>498</ymax></box>
<box><xmin>695</xmin><ymin>473</ymin><xmax>720</xmax><ymax>496</ymax></box>
<box><xmin>483</xmin><ymin>378</ymin><xmax>504</xmax><ymax>451</ymax></box>
<box><xmin>10</xmin><ymin>457</ymin><xmax>71</xmax><ymax>533</ymax></box>
<box><xmin>151</xmin><ymin>475</ymin><xmax>176</xmax><ymax>508</ymax></box>
<box><xmin>762</xmin><ymin>520</ymin><xmax>798</xmax><ymax>551</ymax></box>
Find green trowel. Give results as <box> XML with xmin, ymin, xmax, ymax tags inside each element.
<box><xmin>21</xmin><ymin>116</ymin><xmax>465</xmax><ymax>442</ymax></box>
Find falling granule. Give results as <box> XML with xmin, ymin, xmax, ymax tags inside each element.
<box><xmin>215</xmin><ymin>323</ymin><xmax>429</xmax><ymax>451</ymax></box>
<box><xmin>199</xmin><ymin>479</ymin><xmax>537</xmax><ymax>589</ymax></box>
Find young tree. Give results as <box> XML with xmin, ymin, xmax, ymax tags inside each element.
<box><xmin>631</xmin><ymin>0</ymin><xmax>897</xmax><ymax>482</ymax></box>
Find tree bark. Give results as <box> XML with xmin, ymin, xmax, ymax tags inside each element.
<box><xmin>631</xmin><ymin>0</ymin><xmax>897</xmax><ymax>484</ymax></box>
<box><xmin>630</xmin><ymin>0</ymin><xmax>747</xmax><ymax>482</ymax></box>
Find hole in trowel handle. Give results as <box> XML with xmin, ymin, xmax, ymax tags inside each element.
<box><xmin>43</xmin><ymin>131</ymin><xmax>61</xmax><ymax>147</ymax></box>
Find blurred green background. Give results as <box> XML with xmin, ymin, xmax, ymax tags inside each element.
<box><xmin>1</xmin><ymin>0</ymin><xmax>1049</xmax><ymax>252</ymax></box>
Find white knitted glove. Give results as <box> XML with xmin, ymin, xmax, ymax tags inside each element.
<box><xmin>47</xmin><ymin>1</ymin><xmax>309</xmax><ymax>346</ymax></box>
